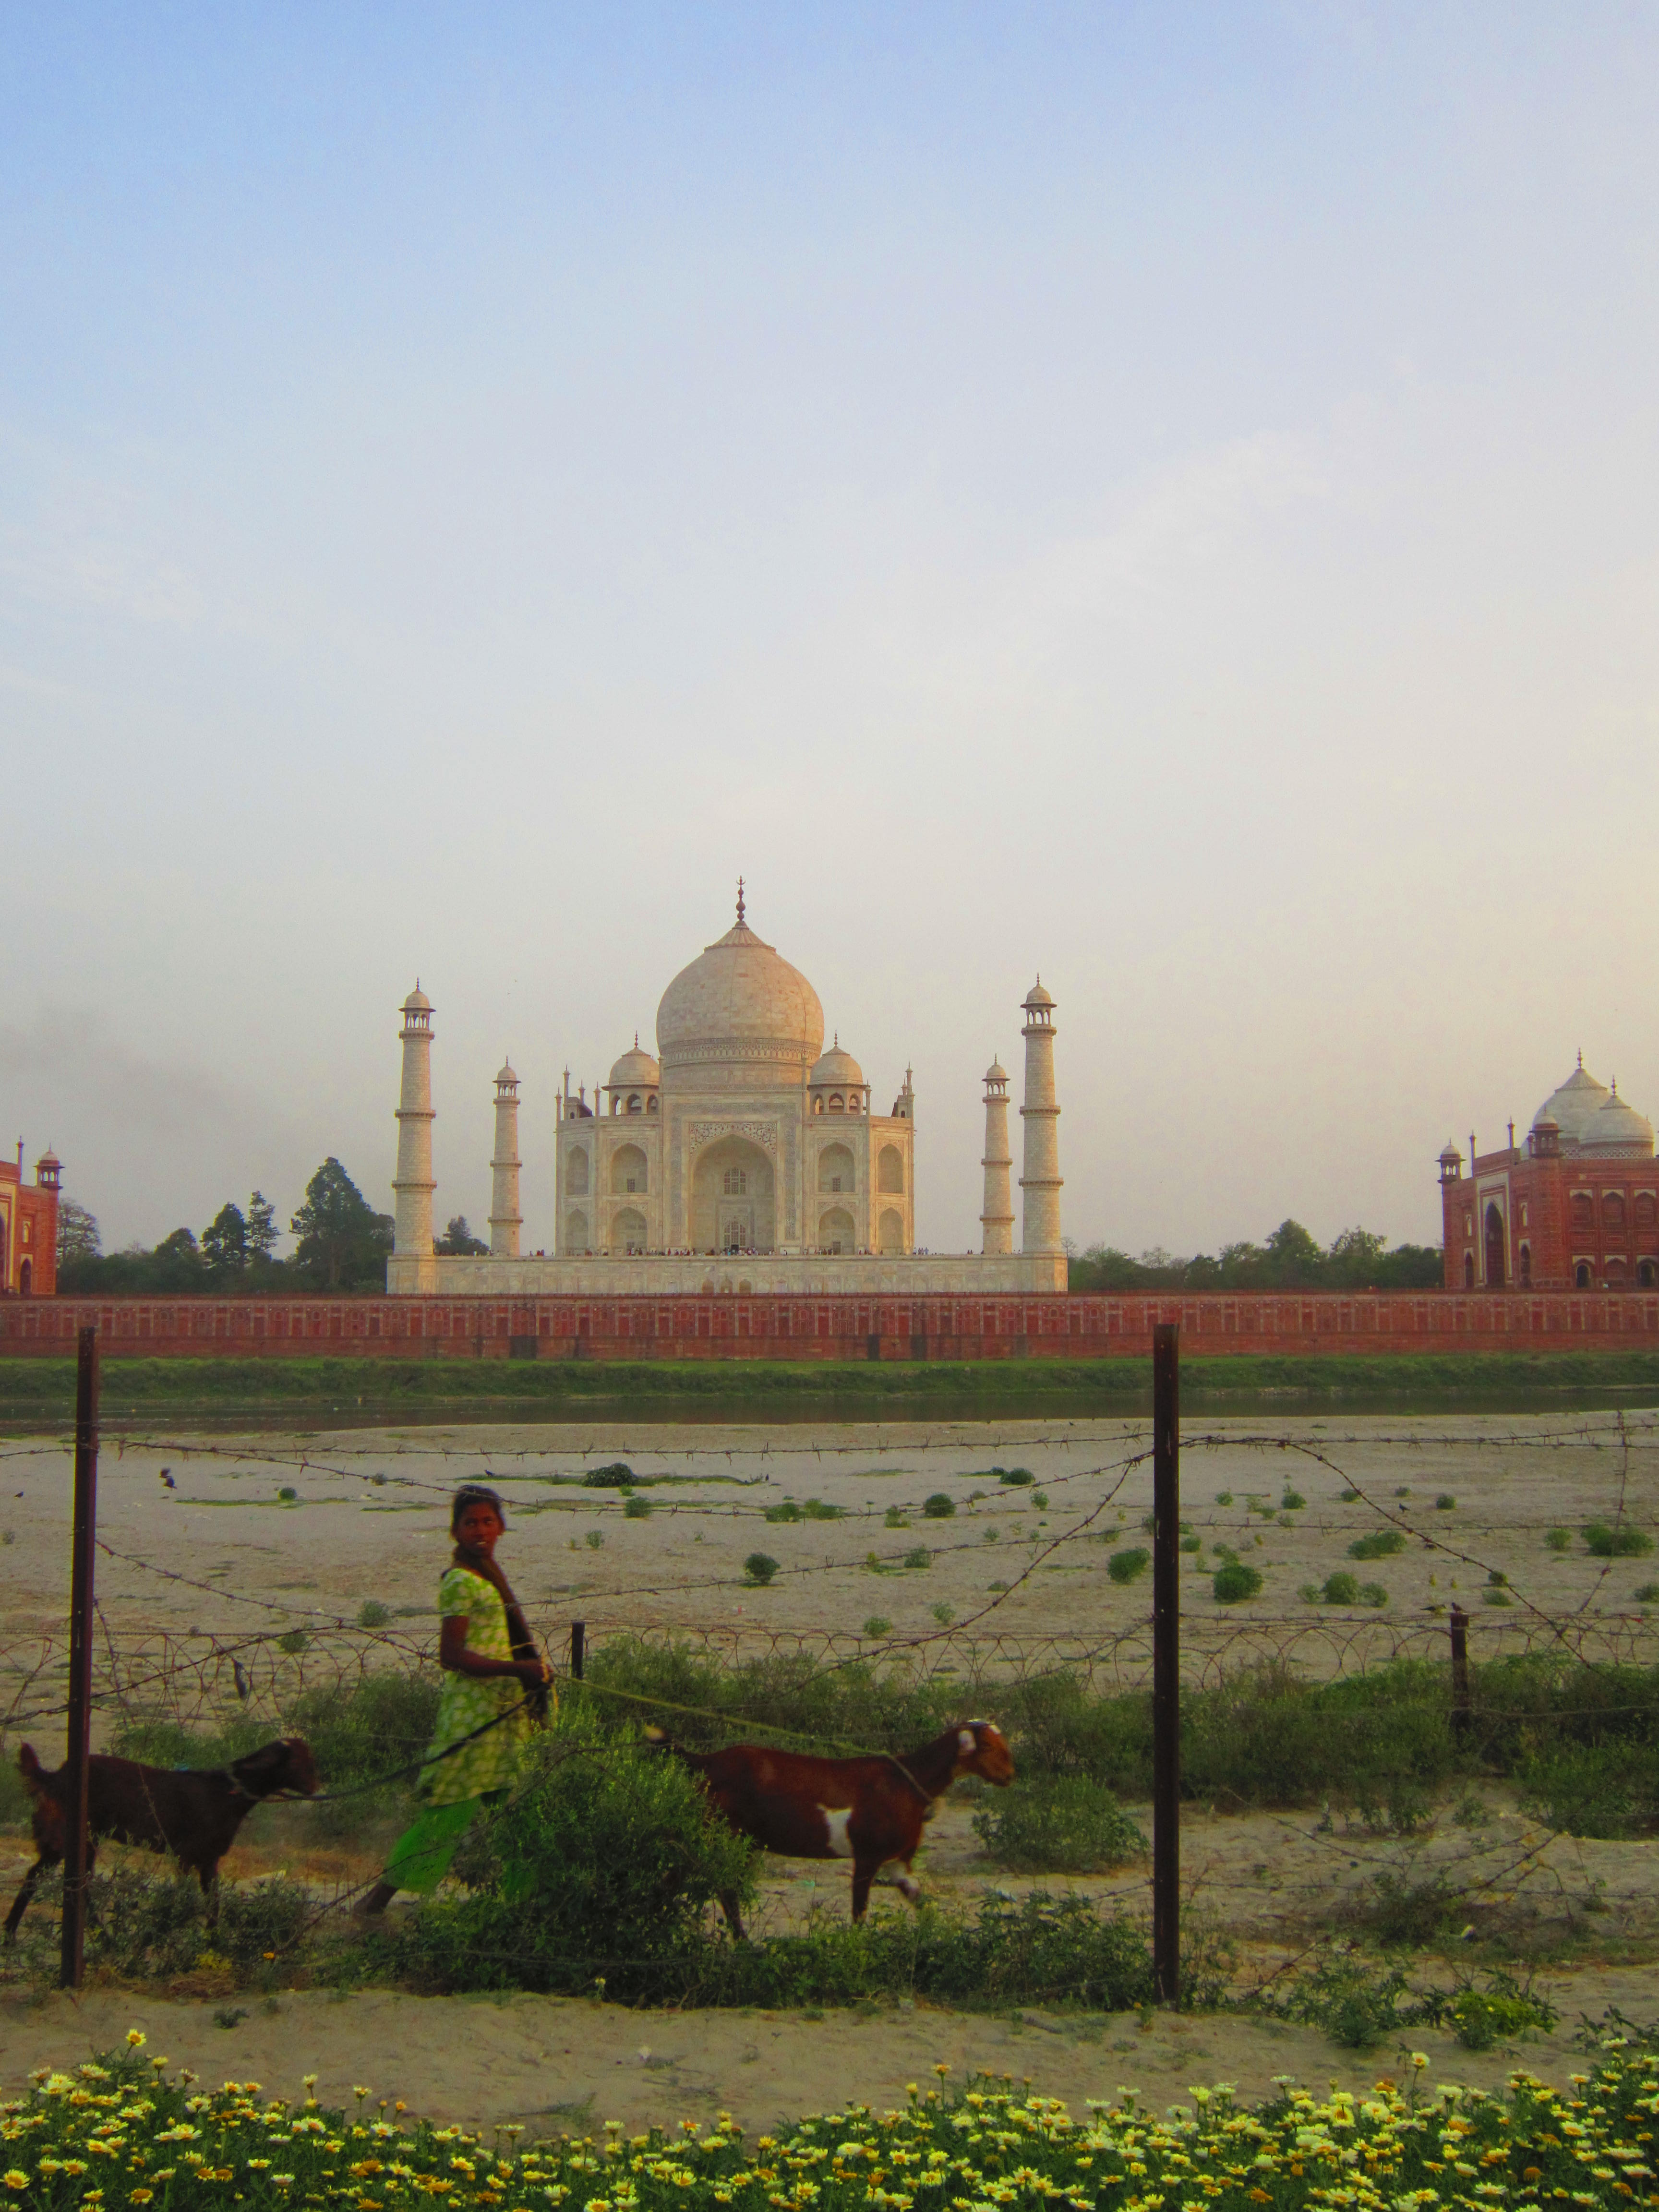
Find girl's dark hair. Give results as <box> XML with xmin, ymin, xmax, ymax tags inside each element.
<box><xmin>451</xmin><ymin>1484</ymin><xmax>507</xmax><ymax>1534</ymax></box>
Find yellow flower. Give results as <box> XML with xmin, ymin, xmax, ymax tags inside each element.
<box><xmin>0</xmin><ymin>2176</ymin><xmax>25</xmax><ymax>2194</ymax></box>
<box><xmin>126</xmin><ymin>2032</ymin><xmax>147</xmax><ymax>2050</ymax></box>
<box><xmin>130</xmin><ymin>2194</ymin><xmax>154</xmax><ymax>2206</ymax></box>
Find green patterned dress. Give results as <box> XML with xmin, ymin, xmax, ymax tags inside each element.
<box><xmin>418</xmin><ymin>1565</ymin><xmax>537</xmax><ymax>1805</ymax></box>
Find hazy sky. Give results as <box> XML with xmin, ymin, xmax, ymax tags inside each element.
<box><xmin>4</xmin><ymin>6</ymin><xmax>1657</xmax><ymax>1261</ymax></box>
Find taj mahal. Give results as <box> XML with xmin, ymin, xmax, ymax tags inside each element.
<box><xmin>385</xmin><ymin>886</ymin><xmax>1067</xmax><ymax>1296</ymax></box>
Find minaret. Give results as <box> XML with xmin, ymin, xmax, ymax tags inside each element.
<box><xmin>489</xmin><ymin>1060</ymin><xmax>522</xmax><ymax>1257</ymax></box>
<box><xmin>980</xmin><ymin>1058</ymin><xmax>1013</xmax><ymax>1255</ymax></box>
<box><xmin>1019</xmin><ymin>977</ymin><xmax>1062</xmax><ymax>1253</ymax></box>
<box><xmin>392</xmin><ymin>984</ymin><xmax>437</xmax><ymax>1276</ymax></box>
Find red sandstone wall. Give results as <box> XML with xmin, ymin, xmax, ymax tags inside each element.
<box><xmin>1</xmin><ymin>1289</ymin><xmax>1657</xmax><ymax>1360</ymax></box>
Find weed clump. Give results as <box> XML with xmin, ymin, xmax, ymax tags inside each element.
<box><xmin>356</xmin><ymin>1599</ymin><xmax>392</xmax><ymax>1629</ymax></box>
<box><xmin>1107</xmin><ymin>1546</ymin><xmax>1150</xmax><ymax>1585</ymax></box>
<box><xmin>1584</xmin><ymin>1522</ymin><xmax>1654</xmax><ymax>1558</ymax></box>
<box><xmin>902</xmin><ymin>1547</ymin><xmax>931</xmax><ymax>1570</ymax></box>
<box><xmin>972</xmin><ymin>1777</ymin><xmax>1145</xmax><ymax>1872</ymax></box>
<box><xmin>1213</xmin><ymin>1562</ymin><xmax>1263</xmax><ymax>1604</ymax></box>
<box><xmin>1348</xmin><ymin>1527</ymin><xmax>1407</xmax><ymax>1560</ymax></box>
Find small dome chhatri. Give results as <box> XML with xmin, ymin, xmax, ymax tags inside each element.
<box><xmin>608</xmin><ymin>1034</ymin><xmax>662</xmax><ymax>1089</ymax></box>
<box><xmin>811</xmin><ymin>1034</ymin><xmax>864</xmax><ymax>1088</ymax></box>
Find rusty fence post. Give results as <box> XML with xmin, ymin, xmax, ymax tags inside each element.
<box><xmin>1449</xmin><ymin>1603</ymin><xmax>1471</xmax><ymax>1745</ymax></box>
<box><xmin>61</xmin><ymin>1326</ymin><xmax>99</xmax><ymax>1990</ymax></box>
<box><xmin>570</xmin><ymin>1620</ymin><xmax>586</xmax><ymax>1680</ymax></box>
<box><xmin>1152</xmin><ymin>1322</ymin><xmax>1180</xmax><ymax>2006</ymax></box>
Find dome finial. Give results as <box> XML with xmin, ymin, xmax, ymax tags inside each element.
<box><xmin>1578</xmin><ymin>1048</ymin><xmax>1584</xmax><ymax>1068</ymax></box>
<box><xmin>736</xmin><ymin>875</ymin><xmax>745</xmax><ymax>926</ymax></box>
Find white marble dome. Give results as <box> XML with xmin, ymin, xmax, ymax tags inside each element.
<box><xmin>1579</xmin><ymin>1086</ymin><xmax>1655</xmax><ymax>1156</ymax></box>
<box><xmin>810</xmin><ymin>1038</ymin><xmax>864</xmax><ymax>1088</ymax></box>
<box><xmin>1532</xmin><ymin>1060</ymin><xmax>1611</xmax><ymax>1146</ymax></box>
<box><xmin>608</xmin><ymin>1039</ymin><xmax>661</xmax><ymax>1089</ymax></box>
<box><xmin>656</xmin><ymin>906</ymin><xmax>824</xmax><ymax>1086</ymax></box>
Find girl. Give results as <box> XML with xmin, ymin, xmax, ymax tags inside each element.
<box><xmin>360</xmin><ymin>1484</ymin><xmax>550</xmax><ymax>1913</ymax></box>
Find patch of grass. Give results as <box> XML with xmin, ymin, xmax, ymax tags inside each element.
<box><xmin>1348</xmin><ymin>1527</ymin><xmax>1407</xmax><ymax>1560</ymax></box>
<box><xmin>1107</xmin><ymin>1546</ymin><xmax>1149</xmax><ymax>1585</ymax></box>
<box><xmin>624</xmin><ymin>1494</ymin><xmax>652</xmax><ymax>1518</ymax></box>
<box><xmin>902</xmin><ymin>1547</ymin><xmax>931</xmax><ymax>1570</ymax></box>
<box><xmin>1546</xmin><ymin>1526</ymin><xmax>1573</xmax><ymax>1551</ymax></box>
<box><xmin>801</xmin><ymin>1498</ymin><xmax>843</xmax><ymax>1521</ymax></box>
<box><xmin>972</xmin><ymin>1776</ymin><xmax>1146</xmax><ymax>1872</ymax></box>
<box><xmin>763</xmin><ymin>1499</ymin><xmax>802</xmax><ymax>1522</ymax></box>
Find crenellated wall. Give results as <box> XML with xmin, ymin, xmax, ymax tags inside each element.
<box><xmin>3</xmin><ymin>1289</ymin><xmax>1658</xmax><ymax>1360</ymax></box>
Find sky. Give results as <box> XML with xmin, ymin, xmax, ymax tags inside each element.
<box><xmin>3</xmin><ymin>4</ymin><xmax>1657</xmax><ymax>1261</ymax></box>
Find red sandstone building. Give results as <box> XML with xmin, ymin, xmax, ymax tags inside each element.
<box><xmin>1440</xmin><ymin>1059</ymin><xmax>1657</xmax><ymax>1292</ymax></box>
<box><xmin>0</xmin><ymin>1145</ymin><xmax>60</xmax><ymax>1297</ymax></box>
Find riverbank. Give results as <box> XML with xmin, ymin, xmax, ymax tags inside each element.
<box><xmin>3</xmin><ymin>1346</ymin><xmax>1659</xmax><ymax>1428</ymax></box>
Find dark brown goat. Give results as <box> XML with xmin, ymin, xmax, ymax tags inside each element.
<box><xmin>650</xmin><ymin>1719</ymin><xmax>1013</xmax><ymax>1937</ymax></box>
<box><xmin>3</xmin><ymin>1737</ymin><xmax>317</xmax><ymax>1940</ymax></box>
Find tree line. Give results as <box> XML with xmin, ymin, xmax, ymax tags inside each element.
<box><xmin>55</xmin><ymin>1160</ymin><xmax>491</xmax><ymax>1296</ymax></box>
<box><xmin>1067</xmin><ymin>1218</ymin><xmax>1443</xmax><ymax>1294</ymax></box>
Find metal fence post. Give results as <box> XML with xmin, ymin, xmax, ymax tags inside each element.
<box><xmin>570</xmin><ymin>1620</ymin><xmax>585</xmax><ymax>1680</ymax></box>
<box><xmin>1152</xmin><ymin>1322</ymin><xmax>1180</xmax><ymax>2006</ymax></box>
<box><xmin>61</xmin><ymin>1326</ymin><xmax>99</xmax><ymax>1990</ymax></box>
<box><xmin>1449</xmin><ymin>1603</ymin><xmax>1471</xmax><ymax>1744</ymax></box>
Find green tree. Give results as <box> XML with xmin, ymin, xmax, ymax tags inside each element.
<box><xmin>1263</xmin><ymin>1219</ymin><xmax>1324</xmax><ymax>1285</ymax></box>
<box><xmin>148</xmin><ymin>1227</ymin><xmax>206</xmax><ymax>1291</ymax></box>
<box><xmin>201</xmin><ymin>1202</ymin><xmax>248</xmax><ymax>1278</ymax></box>
<box><xmin>290</xmin><ymin>1159</ymin><xmax>393</xmax><ymax>1289</ymax></box>
<box><xmin>435</xmin><ymin>1215</ymin><xmax>489</xmax><ymax>1255</ymax></box>
<box><xmin>246</xmin><ymin>1191</ymin><xmax>279</xmax><ymax>1264</ymax></box>
<box><xmin>55</xmin><ymin>1199</ymin><xmax>100</xmax><ymax>1268</ymax></box>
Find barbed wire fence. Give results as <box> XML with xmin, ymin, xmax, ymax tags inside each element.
<box><xmin>0</xmin><ymin>1335</ymin><xmax>1654</xmax><ymax>2000</ymax></box>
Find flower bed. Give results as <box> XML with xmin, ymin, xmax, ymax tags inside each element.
<box><xmin>5</xmin><ymin>2030</ymin><xmax>1657</xmax><ymax>2212</ymax></box>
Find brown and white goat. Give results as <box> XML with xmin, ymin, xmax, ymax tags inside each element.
<box><xmin>650</xmin><ymin>1719</ymin><xmax>1013</xmax><ymax>1937</ymax></box>
<box><xmin>3</xmin><ymin>1738</ymin><xmax>318</xmax><ymax>1940</ymax></box>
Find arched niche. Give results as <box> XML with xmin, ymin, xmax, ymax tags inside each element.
<box><xmin>817</xmin><ymin>1142</ymin><xmax>854</xmax><ymax>1194</ymax></box>
<box><xmin>567</xmin><ymin>1148</ymin><xmax>589</xmax><ymax>1196</ymax></box>
<box><xmin>692</xmin><ymin>1135</ymin><xmax>776</xmax><ymax>1254</ymax></box>
<box><xmin>878</xmin><ymin>1207</ymin><xmax>905</xmax><ymax>1255</ymax></box>
<box><xmin>611</xmin><ymin>1143</ymin><xmax>649</xmax><ymax>1196</ymax></box>
<box><xmin>567</xmin><ymin>1209</ymin><xmax>589</xmax><ymax>1252</ymax></box>
<box><xmin>819</xmin><ymin>1205</ymin><xmax>854</xmax><ymax>1255</ymax></box>
<box><xmin>878</xmin><ymin>1144</ymin><xmax>904</xmax><ymax>1194</ymax></box>
<box><xmin>614</xmin><ymin>1207</ymin><xmax>647</xmax><ymax>1254</ymax></box>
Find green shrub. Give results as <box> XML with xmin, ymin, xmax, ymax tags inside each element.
<box><xmin>585</xmin><ymin>1529</ymin><xmax>605</xmax><ymax>1550</ymax></box>
<box><xmin>1107</xmin><ymin>1546</ymin><xmax>1149</xmax><ymax>1585</ymax></box>
<box><xmin>276</xmin><ymin>1629</ymin><xmax>309</xmax><ymax>1654</ymax></box>
<box><xmin>583</xmin><ymin>1462</ymin><xmax>635</xmax><ymax>1487</ymax></box>
<box><xmin>277</xmin><ymin>1485</ymin><xmax>298</xmax><ymax>1503</ymax></box>
<box><xmin>1546</xmin><ymin>1526</ymin><xmax>1573</xmax><ymax>1551</ymax></box>
<box><xmin>356</xmin><ymin>1599</ymin><xmax>392</xmax><ymax>1629</ymax></box>
<box><xmin>972</xmin><ymin>1776</ymin><xmax>1146</xmax><ymax>1872</ymax></box>
<box><xmin>802</xmin><ymin>1498</ymin><xmax>843</xmax><ymax>1521</ymax></box>
<box><xmin>997</xmin><ymin>1468</ymin><xmax>1034</xmax><ymax>1486</ymax></box>
<box><xmin>1348</xmin><ymin>1527</ymin><xmax>1407</xmax><ymax>1560</ymax></box>
<box><xmin>1520</xmin><ymin>1742</ymin><xmax>1659</xmax><ymax>1839</ymax></box>
<box><xmin>930</xmin><ymin>1603</ymin><xmax>954</xmax><ymax>1625</ymax></box>
<box><xmin>1275</xmin><ymin>1952</ymin><xmax>1416</xmax><ymax>2047</ymax></box>
<box><xmin>883</xmin><ymin>1505</ymin><xmax>908</xmax><ymax>1527</ymax></box>
<box><xmin>764</xmin><ymin>1499</ymin><xmax>802</xmax><ymax>1522</ymax></box>
<box><xmin>902</xmin><ymin>1547</ymin><xmax>931</xmax><ymax>1570</ymax></box>
<box><xmin>1584</xmin><ymin>1522</ymin><xmax>1654</xmax><ymax>1558</ymax></box>
<box><xmin>1215</xmin><ymin>1491</ymin><xmax>1232</xmax><ymax>1506</ymax></box>
<box><xmin>1436</xmin><ymin>1494</ymin><xmax>1456</xmax><ymax>1510</ymax></box>
<box><xmin>1032</xmin><ymin>1491</ymin><xmax>1049</xmax><ymax>1510</ymax></box>
<box><xmin>1321</xmin><ymin>1571</ymin><xmax>1360</xmax><ymax>1605</ymax></box>
<box><xmin>624</xmin><ymin>1494</ymin><xmax>652</xmax><ymax>1518</ymax></box>
<box><xmin>1634</xmin><ymin>1582</ymin><xmax>1659</xmax><ymax>1603</ymax></box>
<box><xmin>1281</xmin><ymin>1490</ymin><xmax>1306</xmax><ymax>1511</ymax></box>
<box><xmin>387</xmin><ymin>1710</ymin><xmax>757</xmax><ymax>1998</ymax></box>
<box><xmin>742</xmin><ymin>1552</ymin><xmax>779</xmax><ymax>1585</ymax></box>
<box><xmin>1359</xmin><ymin>1583</ymin><xmax>1389</xmax><ymax>1609</ymax></box>
<box><xmin>1213</xmin><ymin>1562</ymin><xmax>1263</xmax><ymax>1604</ymax></box>
<box><xmin>922</xmin><ymin>1493</ymin><xmax>955</xmax><ymax>1518</ymax></box>
<box><xmin>862</xmin><ymin>1616</ymin><xmax>892</xmax><ymax>1638</ymax></box>
<box><xmin>1445</xmin><ymin>1974</ymin><xmax>1558</xmax><ymax>2049</ymax></box>
<box><xmin>1178</xmin><ymin>1533</ymin><xmax>1202</xmax><ymax>1554</ymax></box>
